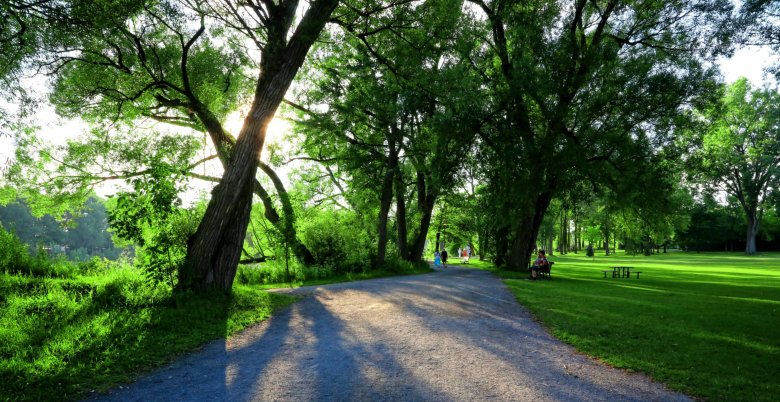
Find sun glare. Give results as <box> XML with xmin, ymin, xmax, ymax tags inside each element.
<box><xmin>223</xmin><ymin>111</ymin><xmax>289</xmax><ymax>160</ymax></box>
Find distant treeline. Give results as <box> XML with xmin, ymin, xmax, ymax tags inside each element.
<box><xmin>0</xmin><ymin>197</ymin><xmax>127</xmax><ymax>260</ymax></box>
<box><xmin>678</xmin><ymin>200</ymin><xmax>780</xmax><ymax>252</ymax></box>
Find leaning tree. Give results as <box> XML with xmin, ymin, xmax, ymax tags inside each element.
<box><xmin>2</xmin><ymin>0</ymin><xmax>348</xmax><ymax>290</ymax></box>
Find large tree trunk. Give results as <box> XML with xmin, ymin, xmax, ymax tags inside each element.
<box><xmin>745</xmin><ymin>210</ymin><xmax>760</xmax><ymax>255</ymax></box>
<box><xmin>507</xmin><ymin>191</ymin><xmax>554</xmax><ymax>270</ymax></box>
<box><xmin>408</xmin><ymin>197</ymin><xmax>436</xmax><ymax>262</ymax></box>
<box><xmin>182</xmin><ymin>133</ymin><xmax>263</xmax><ymax>291</ymax></box>
<box><xmin>180</xmin><ymin>0</ymin><xmax>338</xmax><ymax>291</ymax></box>
<box><xmin>406</xmin><ymin>173</ymin><xmax>438</xmax><ymax>262</ymax></box>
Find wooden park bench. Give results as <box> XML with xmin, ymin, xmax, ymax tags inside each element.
<box><xmin>529</xmin><ymin>261</ymin><xmax>555</xmax><ymax>279</ymax></box>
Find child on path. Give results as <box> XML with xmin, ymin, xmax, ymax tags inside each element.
<box><xmin>434</xmin><ymin>251</ymin><xmax>441</xmax><ymax>266</ymax></box>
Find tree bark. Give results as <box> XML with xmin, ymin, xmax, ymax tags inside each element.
<box><xmin>395</xmin><ymin>166</ymin><xmax>409</xmax><ymax>260</ymax></box>
<box><xmin>180</xmin><ymin>0</ymin><xmax>339</xmax><ymax>291</ymax></box>
<box><xmin>406</xmin><ymin>172</ymin><xmax>438</xmax><ymax>262</ymax></box>
<box><xmin>376</xmin><ymin>165</ymin><xmax>395</xmax><ymax>268</ymax></box>
<box><xmin>506</xmin><ymin>189</ymin><xmax>555</xmax><ymax>270</ymax></box>
<box><xmin>494</xmin><ymin>224</ymin><xmax>509</xmax><ymax>266</ymax></box>
<box><xmin>745</xmin><ymin>210</ymin><xmax>760</xmax><ymax>255</ymax></box>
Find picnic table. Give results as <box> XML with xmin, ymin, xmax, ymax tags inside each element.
<box><xmin>602</xmin><ymin>266</ymin><xmax>642</xmax><ymax>279</ymax></box>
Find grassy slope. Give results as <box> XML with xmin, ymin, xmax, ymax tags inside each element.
<box><xmin>480</xmin><ymin>252</ymin><xmax>780</xmax><ymax>402</ymax></box>
<box><xmin>0</xmin><ymin>269</ymin><xmax>296</xmax><ymax>402</ymax></box>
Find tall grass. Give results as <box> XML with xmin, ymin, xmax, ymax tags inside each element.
<box><xmin>236</xmin><ymin>258</ymin><xmax>432</xmax><ymax>288</ymax></box>
<box><xmin>484</xmin><ymin>251</ymin><xmax>780</xmax><ymax>402</ymax></box>
<box><xmin>0</xmin><ymin>264</ymin><xmax>295</xmax><ymax>401</ymax></box>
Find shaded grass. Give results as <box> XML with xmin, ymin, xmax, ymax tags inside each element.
<box><xmin>481</xmin><ymin>251</ymin><xmax>780</xmax><ymax>402</ymax></box>
<box><xmin>0</xmin><ymin>267</ymin><xmax>295</xmax><ymax>402</ymax></box>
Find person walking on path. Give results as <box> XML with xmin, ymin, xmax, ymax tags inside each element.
<box><xmin>441</xmin><ymin>249</ymin><xmax>448</xmax><ymax>268</ymax></box>
<box><xmin>433</xmin><ymin>251</ymin><xmax>441</xmax><ymax>266</ymax></box>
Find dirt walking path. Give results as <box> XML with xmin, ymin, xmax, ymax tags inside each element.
<box><xmin>93</xmin><ymin>265</ymin><xmax>690</xmax><ymax>401</ymax></box>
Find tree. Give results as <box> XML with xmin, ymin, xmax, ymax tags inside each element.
<box><xmin>466</xmin><ymin>0</ymin><xmax>732</xmax><ymax>269</ymax></box>
<box><xmin>739</xmin><ymin>0</ymin><xmax>780</xmax><ymax>78</ymax></box>
<box><xmin>692</xmin><ymin>78</ymin><xmax>780</xmax><ymax>254</ymax></box>
<box><xmin>291</xmin><ymin>0</ymin><xmax>484</xmax><ymax>266</ymax></box>
<box><xmin>4</xmin><ymin>0</ymin><xmax>340</xmax><ymax>290</ymax></box>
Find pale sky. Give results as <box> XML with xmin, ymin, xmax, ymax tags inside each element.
<box><xmin>1</xmin><ymin>45</ymin><xmax>777</xmax><ymax>203</ymax></box>
<box><xmin>718</xmin><ymin>46</ymin><xmax>777</xmax><ymax>87</ymax></box>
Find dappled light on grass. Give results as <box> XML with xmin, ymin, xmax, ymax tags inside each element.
<box><xmin>488</xmin><ymin>251</ymin><xmax>780</xmax><ymax>402</ymax></box>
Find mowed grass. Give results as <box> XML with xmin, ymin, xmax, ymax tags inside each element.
<box><xmin>488</xmin><ymin>251</ymin><xmax>780</xmax><ymax>402</ymax></box>
<box><xmin>0</xmin><ymin>268</ymin><xmax>296</xmax><ymax>402</ymax></box>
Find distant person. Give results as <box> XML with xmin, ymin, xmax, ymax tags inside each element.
<box><xmin>530</xmin><ymin>250</ymin><xmax>549</xmax><ymax>280</ymax></box>
<box><xmin>461</xmin><ymin>247</ymin><xmax>469</xmax><ymax>263</ymax></box>
<box><xmin>466</xmin><ymin>244</ymin><xmax>472</xmax><ymax>257</ymax></box>
<box><xmin>434</xmin><ymin>251</ymin><xmax>441</xmax><ymax>267</ymax></box>
<box><xmin>441</xmin><ymin>249</ymin><xmax>448</xmax><ymax>268</ymax></box>
<box><xmin>457</xmin><ymin>247</ymin><xmax>462</xmax><ymax>258</ymax></box>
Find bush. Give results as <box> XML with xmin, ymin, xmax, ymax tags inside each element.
<box><xmin>586</xmin><ymin>244</ymin><xmax>594</xmax><ymax>257</ymax></box>
<box><xmin>0</xmin><ymin>227</ymin><xmax>31</xmax><ymax>273</ymax></box>
<box><xmin>300</xmin><ymin>210</ymin><xmax>372</xmax><ymax>274</ymax></box>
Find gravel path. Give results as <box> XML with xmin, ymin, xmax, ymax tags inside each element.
<box><xmin>93</xmin><ymin>264</ymin><xmax>690</xmax><ymax>402</ymax></box>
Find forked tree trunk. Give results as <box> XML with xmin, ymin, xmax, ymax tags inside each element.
<box><xmin>406</xmin><ymin>174</ymin><xmax>438</xmax><ymax>262</ymax></box>
<box><xmin>408</xmin><ymin>197</ymin><xmax>437</xmax><ymax>262</ymax></box>
<box><xmin>180</xmin><ymin>0</ymin><xmax>339</xmax><ymax>291</ymax></box>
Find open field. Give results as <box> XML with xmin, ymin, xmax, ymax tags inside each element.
<box><xmin>480</xmin><ymin>251</ymin><xmax>780</xmax><ymax>402</ymax></box>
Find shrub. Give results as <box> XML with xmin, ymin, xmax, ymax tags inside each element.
<box><xmin>586</xmin><ymin>244</ymin><xmax>594</xmax><ymax>257</ymax></box>
<box><xmin>0</xmin><ymin>227</ymin><xmax>31</xmax><ymax>274</ymax></box>
<box><xmin>300</xmin><ymin>210</ymin><xmax>372</xmax><ymax>274</ymax></box>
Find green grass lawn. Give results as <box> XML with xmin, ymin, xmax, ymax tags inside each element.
<box><xmin>0</xmin><ymin>268</ymin><xmax>296</xmax><ymax>402</ymax></box>
<box><xmin>482</xmin><ymin>251</ymin><xmax>780</xmax><ymax>402</ymax></box>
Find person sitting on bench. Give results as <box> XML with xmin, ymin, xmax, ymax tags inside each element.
<box><xmin>530</xmin><ymin>250</ymin><xmax>549</xmax><ymax>280</ymax></box>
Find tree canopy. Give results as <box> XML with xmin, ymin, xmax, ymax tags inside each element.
<box><xmin>7</xmin><ymin>0</ymin><xmax>780</xmax><ymax>292</ymax></box>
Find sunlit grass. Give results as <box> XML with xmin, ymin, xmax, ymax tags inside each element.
<box><xmin>480</xmin><ymin>251</ymin><xmax>780</xmax><ymax>402</ymax></box>
<box><xmin>0</xmin><ymin>267</ymin><xmax>295</xmax><ymax>401</ymax></box>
